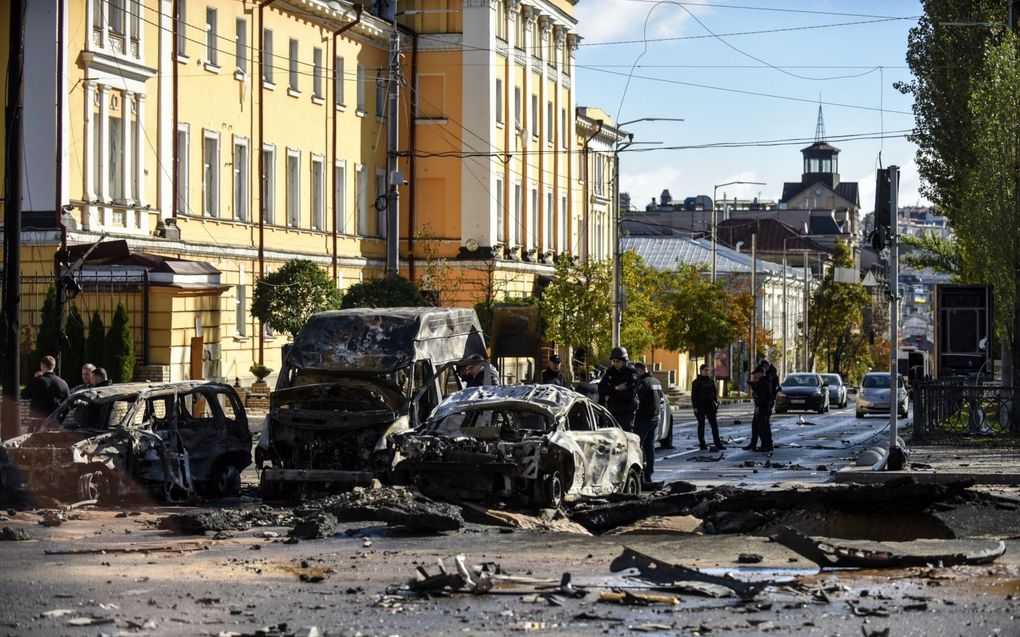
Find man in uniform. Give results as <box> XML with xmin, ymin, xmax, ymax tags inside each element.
<box><xmin>632</xmin><ymin>362</ymin><xmax>661</xmax><ymax>483</ymax></box>
<box><xmin>598</xmin><ymin>347</ymin><xmax>638</xmax><ymax>432</ymax></box>
<box><xmin>541</xmin><ymin>354</ymin><xmax>566</xmax><ymax>386</ymax></box>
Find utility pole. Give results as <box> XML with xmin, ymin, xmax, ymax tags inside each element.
<box><xmin>2</xmin><ymin>0</ymin><xmax>26</xmax><ymax>441</ymax></box>
<box><xmin>385</xmin><ymin>13</ymin><xmax>401</xmax><ymax>276</ymax></box>
<box><xmin>750</xmin><ymin>234</ymin><xmax>757</xmax><ymax>364</ymax></box>
<box><xmin>886</xmin><ymin>165</ymin><xmax>902</xmax><ymax>465</ymax></box>
<box><xmin>802</xmin><ymin>252</ymin><xmax>809</xmax><ymax>371</ymax></box>
<box><xmin>611</xmin><ymin>134</ymin><xmax>634</xmax><ymax>347</ymax></box>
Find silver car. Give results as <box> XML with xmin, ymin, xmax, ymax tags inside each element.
<box><xmin>856</xmin><ymin>372</ymin><xmax>909</xmax><ymax>418</ymax></box>
<box><xmin>392</xmin><ymin>384</ymin><xmax>645</xmax><ymax>508</ymax></box>
<box><xmin>820</xmin><ymin>373</ymin><xmax>848</xmax><ymax>409</ymax></box>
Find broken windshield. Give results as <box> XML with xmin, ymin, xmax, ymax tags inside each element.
<box><xmin>430</xmin><ymin>408</ymin><xmax>551</xmax><ymax>438</ymax></box>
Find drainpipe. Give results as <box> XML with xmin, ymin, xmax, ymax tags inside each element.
<box><xmin>172</xmin><ymin>0</ymin><xmax>179</xmax><ymax>218</ymax></box>
<box><xmin>582</xmin><ymin>119</ymin><xmax>603</xmax><ymax>262</ymax></box>
<box><xmin>331</xmin><ymin>4</ymin><xmax>363</xmax><ymax>281</ymax></box>
<box><xmin>407</xmin><ymin>28</ymin><xmax>418</xmax><ymax>281</ymax></box>
<box><xmin>257</xmin><ymin>0</ymin><xmax>275</xmax><ymax>364</ymax></box>
<box><xmin>55</xmin><ymin>0</ymin><xmax>68</xmax><ymax>375</ymax></box>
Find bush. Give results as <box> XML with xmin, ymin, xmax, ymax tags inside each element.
<box><xmin>85</xmin><ymin>311</ymin><xmax>106</xmax><ymax>372</ymax></box>
<box><xmin>340</xmin><ymin>274</ymin><xmax>426</xmax><ymax>309</ymax></box>
<box><xmin>64</xmin><ymin>305</ymin><xmax>86</xmax><ymax>379</ymax></box>
<box><xmin>106</xmin><ymin>301</ymin><xmax>135</xmax><ymax>383</ymax></box>
<box><xmin>251</xmin><ymin>259</ymin><xmax>342</xmax><ymax>338</ymax></box>
<box><xmin>33</xmin><ymin>285</ymin><xmax>60</xmax><ymax>365</ymax></box>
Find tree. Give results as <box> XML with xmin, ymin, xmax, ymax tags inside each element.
<box><xmin>64</xmin><ymin>304</ymin><xmax>86</xmax><ymax>379</ymax></box>
<box><xmin>961</xmin><ymin>33</ymin><xmax>1020</xmax><ymax>389</ymax></box>
<box><xmin>251</xmin><ymin>259</ymin><xmax>342</xmax><ymax>338</ymax></box>
<box><xmin>539</xmin><ymin>254</ymin><xmax>612</xmax><ymax>370</ymax></box>
<box><xmin>414</xmin><ymin>224</ymin><xmax>465</xmax><ymax>306</ymax></box>
<box><xmin>106</xmin><ymin>301</ymin><xmax>135</xmax><ymax>383</ymax></box>
<box><xmin>653</xmin><ymin>265</ymin><xmax>739</xmax><ymax>357</ymax></box>
<box><xmin>806</xmin><ymin>241</ymin><xmax>873</xmax><ymax>376</ymax></box>
<box><xmin>900</xmin><ymin>230</ymin><xmax>961</xmax><ymax>277</ymax></box>
<box><xmin>619</xmin><ymin>250</ymin><xmax>658</xmax><ymax>360</ymax></box>
<box><xmin>340</xmin><ymin>274</ymin><xmax>426</xmax><ymax>309</ymax></box>
<box><xmin>725</xmin><ymin>289</ymin><xmax>776</xmax><ymax>361</ymax></box>
<box><xmin>85</xmin><ymin>311</ymin><xmax>106</xmax><ymax>372</ymax></box>
<box><xmin>33</xmin><ymin>285</ymin><xmax>60</xmax><ymax>364</ymax></box>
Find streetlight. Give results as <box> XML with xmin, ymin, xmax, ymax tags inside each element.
<box><xmin>611</xmin><ymin>117</ymin><xmax>683</xmax><ymax>347</ymax></box>
<box><xmin>709</xmin><ymin>180</ymin><xmax>765</xmax><ymax>382</ymax></box>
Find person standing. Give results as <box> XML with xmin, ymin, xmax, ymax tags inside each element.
<box><xmin>20</xmin><ymin>356</ymin><xmax>70</xmax><ymax>430</ymax></box>
<box><xmin>71</xmin><ymin>363</ymin><xmax>96</xmax><ymax>393</ymax></box>
<box><xmin>746</xmin><ymin>361</ymin><xmax>775</xmax><ymax>452</ymax></box>
<box><xmin>691</xmin><ymin>364</ymin><xmax>724</xmax><ymax>451</ymax></box>
<box><xmin>598</xmin><ymin>347</ymin><xmax>638</xmax><ymax>432</ymax></box>
<box><xmin>632</xmin><ymin>362</ymin><xmax>661</xmax><ymax>483</ymax></box>
<box><xmin>90</xmin><ymin>367</ymin><xmax>113</xmax><ymax>388</ymax></box>
<box><xmin>541</xmin><ymin>354</ymin><xmax>566</xmax><ymax>386</ymax></box>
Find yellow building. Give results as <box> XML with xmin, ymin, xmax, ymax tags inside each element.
<box><xmin>2</xmin><ymin>0</ymin><xmax>607</xmax><ymax>385</ymax></box>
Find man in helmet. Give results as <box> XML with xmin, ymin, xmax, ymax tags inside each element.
<box><xmin>598</xmin><ymin>346</ymin><xmax>639</xmax><ymax>432</ymax></box>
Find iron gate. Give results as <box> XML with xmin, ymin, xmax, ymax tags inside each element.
<box><xmin>913</xmin><ymin>379</ymin><xmax>1018</xmax><ymax>442</ymax></box>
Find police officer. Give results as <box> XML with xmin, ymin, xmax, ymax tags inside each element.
<box><xmin>598</xmin><ymin>346</ymin><xmax>638</xmax><ymax>432</ymax></box>
<box><xmin>541</xmin><ymin>354</ymin><xmax>566</xmax><ymax>386</ymax></box>
<box><xmin>746</xmin><ymin>361</ymin><xmax>775</xmax><ymax>453</ymax></box>
<box><xmin>633</xmin><ymin>362</ymin><xmax>661</xmax><ymax>483</ymax></box>
<box><xmin>691</xmin><ymin>363</ymin><xmax>724</xmax><ymax>451</ymax></box>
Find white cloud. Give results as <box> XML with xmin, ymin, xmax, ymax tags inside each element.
<box><xmin>621</xmin><ymin>164</ymin><xmax>686</xmax><ymax>209</ymax></box>
<box><xmin>575</xmin><ymin>0</ymin><xmax>697</xmax><ymax>45</ymax></box>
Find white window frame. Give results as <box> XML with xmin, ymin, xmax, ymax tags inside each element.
<box><xmin>109</xmin><ymin>0</ymin><xmax>126</xmax><ymax>35</ymax></box>
<box><xmin>560</xmin><ymin>194</ymin><xmax>567</xmax><ymax>252</ymax></box>
<box><xmin>109</xmin><ymin>114</ymin><xmax>124</xmax><ymax>202</ymax></box>
<box><xmin>261</xmin><ymin>144</ymin><xmax>276</xmax><ymax>225</ymax></box>
<box><xmin>496</xmin><ymin>177</ymin><xmax>505</xmax><ymax>243</ymax></box>
<box><xmin>356</xmin><ymin>164</ymin><xmax>368</xmax><ymax>235</ymax></box>
<box><xmin>235</xmin><ymin>18</ymin><xmax>247</xmax><ymax>76</ymax></box>
<box><xmin>262</xmin><ymin>29</ymin><xmax>274</xmax><ymax>84</ymax></box>
<box><xmin>334</xmin><ymin>56</ymin><xmax>345</xmax><ymax>107</ymax></box>
<box><xmin>512</xmin><ymin>182</ymin><xmax>522</xmax><ymax>247</ymax></box>
<box><xmin>202</xmin><ymin>129</ymin><xmax>220</xmax><ymax>217</ymax></box>
<box><xmin>495</xmin><ymin>78</ymin><xmax>504</xmax><ymax>125</ymax></box>
<box><xmin>176</xmin><ymin>123</ymin><xmax>190</xmax><ymax>214</ymax></box>
<box><xmin>174</xmin><ymin>1</ymin><xmax>186</xmax><ymax>56</ymax></box>
<box><xmin>286</xmin><ymin>149</ymin><xmax>301</xmax><ymax>228</ymax></box>
<box><xmin>233</xmin><ymin>136</ymin><xmax>249</xmax><ymax>222</ymax></box>
<box><xmin>560</xmin><ymin>107</ymin><xmax>567</xmax><ymax>149</ymax></box>
<box><xmin>530</xmin><ymin>187</ymin><xmax>538</xmax><ymax>250</ymax></box>
<box><xmin>531</xmin><ymin>94</ymin><xmax>539</xmax><ymax>138</ymax></box>
<box><xmin>356</xmin><ymin>64</ymin><xmax>366</xmax><ymax>113</ymax></box>
<box><xmin>546</xmin><ymin>100</ymin><xmax>554</xmax><ymax>145</ymax></box>
<box><xmin>205</xmin><ymin>7</ymin><xmax>218</xmax><ymax>68</ymax></box>
<box><xmin>311</xmin><ymin>154</ymin><xmax>325</xmax><ymax>230</ymax></box>
<box><xmin>546</xmin><ymin>190</ymin><xmax>554</xmax><ymax>251</ymax></box>
<box><xmin>334</xmin><ymin>160</ymin><xmax>347</xmax><ymax>233</ymax></box>
<box><xmin>514</xmin><ymin>86</ymin><xmax>522</xmax><ymax>128</ymax></box>
<box><xmin>236</xmin><ymin>266</ymin><xmax>248</xmax><ymax>338</ymax></box>
<box><xmin>288</xmin><ymin>38</ymin><xmax>299</xmax><ymax>93</ymax></box>
<box><xmin>313</xmin><ymin>47</ymin><xmax>324</xmax><ymax>100</ymax></box>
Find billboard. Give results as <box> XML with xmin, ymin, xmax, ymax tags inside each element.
<box><xmin>935</xmin><ymin>284</ymin><xmax>993</xmax><ymax>378</ymax></box>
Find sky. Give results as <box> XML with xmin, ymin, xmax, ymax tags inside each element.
<box><xmin>572</xmin><ymin>0</ymin><xmax>926</xmax><ymax>214</ymax></box>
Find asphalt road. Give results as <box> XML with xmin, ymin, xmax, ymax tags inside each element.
<box><xmin>654</xmin><ymin>399</ymin><xmax>910</xmax><ymax>488</ymax></box>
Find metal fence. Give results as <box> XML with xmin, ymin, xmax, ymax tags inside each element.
<box><xmin>913</xmin><ymin>379</ymin><xmax>1018</xmax><ymax>443</ymax></box>
<box><xmin>2</xmin><ymin>271</ymin><xmax>149</xmax><ymax>372</ymax></box>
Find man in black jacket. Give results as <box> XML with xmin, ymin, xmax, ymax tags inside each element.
<box><xmin>746</xmin><ymin>361</ymin><xmax>775</xmax><ymax>452</ymax></box>
<box><xmin>21</xmin><ymin>356</ymin><xmax>70</xmax><ymax>431</ymax></box>
<box><xmin>540</xmin><ymin>354</ymin><xmax>566</xmax><ymax>386</ymax></box>
<box><xmin>598</xmin><ymin>347</ymin><xmax>638</xmax><ymax>432</ymax></box>
<box><xmin>633</xmin><ymin>362</ymin><xmax>661</xmax><ymax>482</ymax></box>
<box><xmin>691</xmin><ymin>364</ymin><xmax>724</xmax><ymax>451</ymax></box>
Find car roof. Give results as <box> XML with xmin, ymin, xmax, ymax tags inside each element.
<box><xmin>431</xmin><ymin>384</ymin><xmax>584</xmax><ymax>420</ymax></box>
<box><xmin>71</xmin><ymin>381</ymin><xmax>231</xmax><ymax>402</ymax></box>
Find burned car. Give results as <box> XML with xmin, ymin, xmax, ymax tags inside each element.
<box><xmin>391</xmin><ymin>384</ymin><xmax>645</xmax><ymax>508</ymax></box>
<box><xmin>1</xmin><ymin>382</ymin><xmax>252</xmax><ymax>503</ymax></box>
<box><xmin>257</xmin><ymin>307</ymin><xmax>490</xmax><ymax>498</ymax></box>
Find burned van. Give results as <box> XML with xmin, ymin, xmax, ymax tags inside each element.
<box><xmin>256</xmin><ymin>307</ymin><xmax>489</xmax><ymax>497</ymax></box>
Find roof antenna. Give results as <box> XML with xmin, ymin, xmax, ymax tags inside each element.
<box><xmin>814</xmin><ymin>96</ymin><xmax>826</xmax><ymax>142</ymax></box>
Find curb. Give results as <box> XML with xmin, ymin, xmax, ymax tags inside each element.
<box><xmin>833</xmin><ymin>466</ymin><xmax>1020</xmax><ymax>486</ymax></box>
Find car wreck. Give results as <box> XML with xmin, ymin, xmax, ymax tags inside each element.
<box><xmin>257</xmin><ymin>307</ymin><xmax>490</xmax><ymax>498</ymax></box>
<box><xmin>391</xmin><ymin>384</ymin><xmax>644</xmax><ymax>508</ymax></box>
<box><xmin>0</xmin><ymin>382</ymin><xmax>252</xmax><ymax>504</ymax></box>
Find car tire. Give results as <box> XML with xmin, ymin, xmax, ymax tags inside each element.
<box><xmin>78</xmin><ymin>469</ymin><xmax>116</xmax><ymax>504</ymax></box>
<box><xmin>622</xmin><ymin>468</ymin><xmax>641</xmax><ymax>496</ymax></box>
<box><xmin>659</xmin><ymin>415</ymin><xmax>675</xmax><ymax>449</ymax></box>
<box><xmin>537</xmin><ymin>470</ymin><xmax>564</xmax><ymax>509</ymax></box>
<box><xmin>207</xmin><ymin>462</ymin><xmax>242</xmax><ymax>498</ymax></box>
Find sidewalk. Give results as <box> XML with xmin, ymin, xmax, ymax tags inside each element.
<box><xmin>835</xmin><ymin>443</ymin><xmax>1020</xmax><ymax>486</ymax></box>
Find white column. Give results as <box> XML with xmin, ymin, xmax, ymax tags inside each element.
<box><xmin>135</xmin><ymin>93</ymin><xmax>147</xmax><ymax>232</ymax></box>
<box><xmin>83</xmin><ymin>81</ymin><xmax>96</xmax><ymax>201</ymax></box>
<box><xmin>123</xmin><ymin>90</ymin><xmax>134</xmax><ymax>206</ymax></box>
<box><xmin>98</xmin><ymin>84</ymin><xmax>111</xmax><ymax>225</ymax></box>
<box><xmin>157</xmin><ymin>0</ymin><xmax>173</xmax><ymax>220</ymax></box>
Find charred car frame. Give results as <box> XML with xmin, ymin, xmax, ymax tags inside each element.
<box><xmin>1</xmin><ymin>382</ymin><xmax>252</xmax><ymax>504</ymax></box>
<box><xmin>391</xmin><ymin>384</ymin><xmax>645</xmax><ymax>508</ymax></box>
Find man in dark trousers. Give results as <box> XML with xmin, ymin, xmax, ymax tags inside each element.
<box><xmin>632</xmin><ymin>362</ymin><xmax>661</xmax><ymax>483</ymax></box>
<box><xmin>21</xmin><ymin>356</ymin><xmax>70</xmax><ymax>431</ymax></box>
<box><xmin>746</xmin><ymin>361</ymin><xmax>775</xmax><ymax>452</ymax></box>
<box><xmin>541</xmin><ymin>354</ymin><xmax>566</xmax><ymax>386</ymax></box>
<box><xmin>691</xmin><ymin>363</ymin><xmax>724</xmax><ymax>451</ymax></box>
<box><xmin>598</xmin><ymin>347</ymin><xmax>638</xmax><ymax>432</ymax></box>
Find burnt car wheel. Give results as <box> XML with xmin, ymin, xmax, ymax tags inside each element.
<box><xmin>659</xmin><ymin>415</ymin><xmax>675</xmax><ymax>449</ymax></box>
<box><xmin>78</xmin><ymin>469</ymin><xmax>116</xmax><ymax>504</ymax></box>
<box><xmin>536</xmin><ymin>471</ymin><xmax>564</xmax><ymax>509</ymax></box>
<box><xmin>206</xmin><ymin>463</ymin><xmax>242</xmax><ymax>498</ymax></box>
<box><xmin>622</xmin><ymin>468</ymin><xmax>641</xmax><ymax>496</ymax></box>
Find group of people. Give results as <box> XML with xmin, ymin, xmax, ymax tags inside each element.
<box><xmin>20</xmin><ymin>358</ymin><xmax>112</xmax><ymax>430</ymax></box>
<box><xmin>691</xmin><ymin>357</ymin><xmax>780</xmax><ymax>453</ymax></box>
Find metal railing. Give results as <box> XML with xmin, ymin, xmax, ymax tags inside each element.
<box><xmin>913</xmin><ymin>379</ymin><xmax>1018</xmax><ymax>442</ymax></box>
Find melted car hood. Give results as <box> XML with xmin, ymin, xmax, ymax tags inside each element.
<box><xmin>273</xmin><ymin>376</ymin><xmax>405</xmax><ymax>411</ymax></box>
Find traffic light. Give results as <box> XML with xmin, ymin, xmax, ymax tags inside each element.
<box><xmin>874</xmin><ymin>168</ymin><xmax>892</xmax><ymax>229</ymax></box>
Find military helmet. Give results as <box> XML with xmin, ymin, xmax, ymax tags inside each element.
<box><xmin>610</xmin><ymin>346</ymin><xmax>629</xmax><ymax>361</ymax></box>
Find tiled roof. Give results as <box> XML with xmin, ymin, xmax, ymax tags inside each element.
<box><xmin>716</xmin><ymin>218</ymin><xmax>827</xmax><ymax>252</ymax></box>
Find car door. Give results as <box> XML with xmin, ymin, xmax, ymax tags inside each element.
<box><xmin>590</xmin><ymin>403</ymin><xmax>632</xmax><ymax>494</ymax></box>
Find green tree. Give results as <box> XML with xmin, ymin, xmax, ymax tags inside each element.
<box><xmin>33</xmin><ymin>285</ymin><xmax>60</xmax><ymax>365</ymax></box>
<box><xmin>340</xmin><ymin>274</ymin><xmax>426</xmax><ymax>309</ymax></box>
<box><xmin>807</xmin><ymin>241</ymin><xmax>873</xmax><ymax>376</ymax></box>
<box><xmin>539</xmin><ymin>254</ymin><xmax>612</xmax><ymax>370</ymax></box>
<box><xmin>106</xmin><ymin>301</ymin><xmax>135</xmax><ymax>383</ymax></box>
<box><xmin>251</xmin><ymin>259</ymin><xmax>342</xmax><ymax>338</ymax></box>
<box><xmin>900</xmin><ymin>230</ymin><xmax>961</xmax><ymax>277</ymax></box>
<box><xmin>65</xmin><ymin>304</ymin><xmax>86</xmax><ymax>379</ymax></box>
<box><xmin>85</xmin><ymin>310</ymin><xmax>106</xmax><ymax>372</ymax></box>
<box><xmin>619</xmin><ymin>250</ymin><xmax>658</xmax><ymax>360</ymax></box>
<box><xmin>961</xmin><ymin>33</ymin><xmax>1020</xmax><ymax>389</ymax></box>
<box><xmin>653</xmin><ymin>265</ymin><xmax>738</xmax><ymax>356</ymax></box>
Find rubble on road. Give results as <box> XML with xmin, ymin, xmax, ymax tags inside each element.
<box><xmin>158</xmin><ymin>506</ymin><xmax>296</xmax><ymax>535</ymax></box>
<box><xmin>610</xmin><ymin>547</ymin><xmax>769</xmax><ymax>599</ymax></box>
<box><xmin>0</xmin><ymin>526</ymin><xmax>29</xmax><ymax>540</ymax></box>
<box><xmin>774</xmin><ymin>527</ymin><xmax>1007</xmax><ymax>568</ymax></box>
<box><xmin>300</xmin><ymin>486</ymin><xmax>464</xmax><ymax>532</ymax></box>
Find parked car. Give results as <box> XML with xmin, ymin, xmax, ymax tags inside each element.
<box><xmin>820</xmin><ymin>373</ymin><xmax>848</xmax><ymax>409</ymax></box>
<box><xmin>391</xmin><ymin>384</ymin><xmax>645</xmax><ymax>508</ymax></box>
<box><xmin>1</xmin><ymin>382</ymin><xmax>252</xmax><ymax>504</ymax></box>
<box><xmin>775</xmin><ymin>373</ymin><xmax>830</xmax><ymax>414</ymax></box>
<box><xmin>856</xmin><ymin>372</ymin><xmax>909</xmax><ymax>418</ymax></box>
<box><xmin>257</xmin><ymin>307</ymin><xmax>490</xmax><ymax>498</ymax></box>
